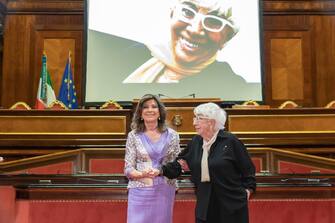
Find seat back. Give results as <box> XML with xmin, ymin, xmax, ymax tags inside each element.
<box><xmin>9</xmin><ymin>102</ymin><xmax>31</xmax><ymax>110</ymax></box>
<box><xmin>48</xmin><ymin>100</ymin><xmax>68</xmax><ymax>110</ymax></box>
<box><xmin>278</xmin><ymin>100</ymin><xmax>299</xmax><ymax>109</ymax></box>
<box><xmin>100</xmin><ymin>100</ymin><xmax>123</xmax><ymax>110</ymax></box>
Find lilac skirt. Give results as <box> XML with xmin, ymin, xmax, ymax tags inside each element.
<box><xmin>127</xmin><ymin>183</ymin><xmax>175</xmax><ymax>223</ymax></box>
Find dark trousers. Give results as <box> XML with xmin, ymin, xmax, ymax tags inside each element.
<box><xmin>195</xmin><ymin>191</ymin><xmax>249</xmax><ymax>223</ymax></box>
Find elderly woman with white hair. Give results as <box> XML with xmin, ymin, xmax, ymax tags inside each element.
<box><xmin>163</xmin><ymin>102</ymin><xmax>256</xmax><ymax>223</ymax></box>
<box><xmin>123</xmin><ymin>0</ymin><xmax>239</xmax><ymax>83</ymax></box>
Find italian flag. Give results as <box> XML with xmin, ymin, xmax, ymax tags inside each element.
<box><xmin>35</xmin><ymin>54</ymin><xmax>56</xmax><ymax>109</ymax></box>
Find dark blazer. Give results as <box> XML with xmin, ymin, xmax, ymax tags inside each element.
<box><xmin>163</xmin><ymin>130</ymin><xmax>256</xmax><ymax>220</ymax></box>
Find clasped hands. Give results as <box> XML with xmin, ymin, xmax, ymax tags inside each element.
<box><xmin>177</xmin><ymin>159</ymin><xmax>190</xmax><ymax>172</ymax></box>
<box><xmin>140</xmin><ymin>167</ymin><xmax>160</xmax><ymax>178</ymax></box>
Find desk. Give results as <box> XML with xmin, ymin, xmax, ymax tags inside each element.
<box><xmin>1</xmin><ymin>108</ymin><xmax>335</xmax><ymax>159</ymax></box>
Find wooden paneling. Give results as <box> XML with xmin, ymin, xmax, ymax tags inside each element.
<box><xmin>312</xmin><ymin>15</ymin><xmax>335</xmax><ymax>106</ymax></box>
<box><xmin>0</xmin><ymin>148</ymin><xmax>335</xmax><ymax>187</ymax></box>
<box><xmin>271</xmin><ymin>38</ymin><xmax>304</xmax><ymax>100</ymax></box>
<box><xmin>263</xmin><ymin>0</ymin><xmax>335</xmax><ymax>14</ymax></box>
<box><xmin>227</xmin><ymin>108</ymin><xmax>335</xmax><ymax>157</ymax></box>
<box><xmin>0</xmin><ymin>108</ymin><xmax>334</xmax><ymax>159</ymax></box>
<box><xmin>263</xmin><ymin>15</ymin><xmax>313</xmax><ymax>107</ymax></box>
<box><xmin>43</xmin><ymin>39</ymin><xmax>76</xmax><ymax>96</ymax></box>
<box><xmin>0</xmin><ymin>2</ymin><xmax>5</xmax><ymax>107</ymax></box>
<box><xmin>229</xmin><ymin>114</ymin><xmax>335</xmax><ymax>132</ymax></box>
<box><xmin>166</xmin><ymin>107</ymin><xmax>195</xmax><ymax>134</ymax></box>
<box><xmin>6</xmin><ymin>0</ymin><xmax>83</xmax><ymax>13</ymax></box>
<box><xmin>0</xmin><ymin>109</ymin><xmax>131</xmax><ymax>151</ymax></box>
<box><xmin>1</xmin><ymin>0</ymin><xmax>335</xmax><ymax>108</ymax></box>
<box><xmin>1</xmin><ymin>147</ymin><xmax>334</xmax><ymax>174</ymax></box>
<box><xmin>0</xmin><ymin>116</ymin><xmax>126</xmax><ymax>134</ymax></box>
<box><xmin>263</xmin><ymin>1</ymin><xmax>335</xmax><ymax>106</ymax></box>
<box><xmin>1</xmin><ymin>0</ymin><xmax>84</xmax><ymax>108</ymax></box>
<box><xmin>34</xmin><ymin>22</ymin><xmax>83</xmax><ymax>104</ymax></box>
<box><xmin>1</xmin><ymin>15</ymin><xmax>36</xmax><ymax>106</ymax></box>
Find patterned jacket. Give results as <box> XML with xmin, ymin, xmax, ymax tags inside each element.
<box><xmin>124</xmin><ymin>128</ymin><xmax>180</xmax><ymax>188</ymax></box>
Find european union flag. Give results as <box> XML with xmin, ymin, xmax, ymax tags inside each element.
<box><xmin>58</xmin><ymin>55</ymin><xmax>79</xmax><ymax>109</ymax></box>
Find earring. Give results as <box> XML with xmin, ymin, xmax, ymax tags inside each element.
<box><xmin>158</xmin><ymin>117</ymin><xmax>161</xmax><ymax>121</ymax></box>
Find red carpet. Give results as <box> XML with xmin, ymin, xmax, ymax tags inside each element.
<box><xmin>7</xmin><ymin>198</ymin><xmax>334</xmax><ymax>223</ymax></box>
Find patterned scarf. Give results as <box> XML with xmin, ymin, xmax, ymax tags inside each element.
<box><xmin>122</xmin><ymin>41</ymin><xmax>216</xmax><ymax>83</ymax></box>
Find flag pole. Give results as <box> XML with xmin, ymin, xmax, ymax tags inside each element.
<box><xmin>58</xmin><ymin>50</ymin><xmax>78</xmax><ymax>109</ymax></box>
<box><xmin>41</xmin><ymin>51</ymin><xmax>47</xmax><ymax>105</ymax></box>
<box><xmin>67</xmin><ymin>51</ymin><xmax>71</xmax><ymax>101</ymax></box>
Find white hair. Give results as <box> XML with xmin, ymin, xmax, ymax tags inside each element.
<box><xmin>175</xmin><ymin>0</ymin><xmax>233</xmax><ymax>14</ymax></box>
<box><xmin>194</xmin><ymin>102</ymin><xmax>226</xmax><ymax>130</ymax></box>
<box><xmin>174</xmin><ymin>0</ymin><xmax>239</xmax><ymax>40</ymax></box>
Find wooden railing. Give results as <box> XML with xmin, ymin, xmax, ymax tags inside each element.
<box><xmin>248</xmin><ymin>148</ymin><xmax>335</xmax><ymax>173</ymax></box>
<box><xmin>0</xmin><ymin>148</ymin><xmax>334</xmax><ymax>174</ymax></box>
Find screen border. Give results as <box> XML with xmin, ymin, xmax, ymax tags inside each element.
<box><xmin>82</xmin><ymin>0</ymin><xmax>266</xmax><ymax>108</ymax></box>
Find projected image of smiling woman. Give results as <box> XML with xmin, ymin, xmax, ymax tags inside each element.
<box><xmin>123</xmin><ymin>0</ymin><xmax>238</xmax><ymax>83</ymax></box>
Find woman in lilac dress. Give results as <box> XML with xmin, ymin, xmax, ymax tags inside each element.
<box><xmin>124</xmin><ymin>94</ymin><xmax>180</xmax><ymax>223</ymax></box>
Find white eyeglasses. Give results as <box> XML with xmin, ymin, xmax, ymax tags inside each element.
<box><xmin>193</xmin><ymin>116</ymin><xmax>210</xmax><ymax>122</ymax></box>
<box><xmin>174</xmin><ymin>5</ymin><xmax>233</xmax><ymax>33</ymax></box>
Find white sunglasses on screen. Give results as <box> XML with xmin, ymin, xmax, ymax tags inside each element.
<box><xmin>174</xmin><ymin>5</ymin><xmax>234</xmax><ymax>32</ymax></box>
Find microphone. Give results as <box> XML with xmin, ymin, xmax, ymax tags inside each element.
<box><xmin>182</xmin><ymin>93</ymin><xmax>196</xmax><ymax>98</ymax></box>
<box><xmin>158</xmin><ymin>93</ymin><xmax>171</xmax><ymax>98</ymax></box>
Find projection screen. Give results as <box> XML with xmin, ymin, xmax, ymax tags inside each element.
<box><xmin>84</xmin><ymin>0</ymin><xmax>264</xmax><ymax>104</ymax></box>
